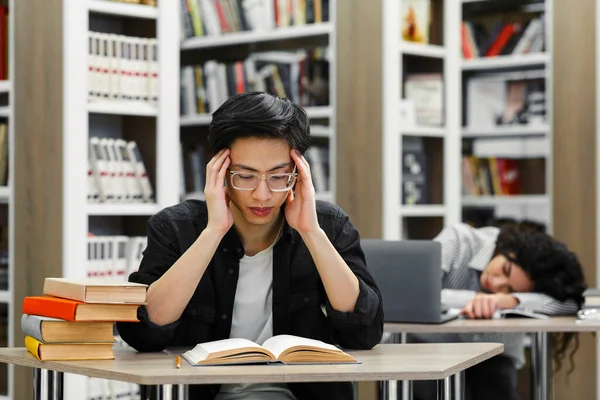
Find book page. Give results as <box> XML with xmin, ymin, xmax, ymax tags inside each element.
<box><xmin>183</xmin><ymin>338</ymin><xmax>268</xmax><ymax>365</ymax></box>
<box><xmin>262</xmin><ymin>335</ymin><xmax>340</xmax><ymax>359</ymax></box>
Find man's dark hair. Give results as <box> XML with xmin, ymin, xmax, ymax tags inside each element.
<box><xmin>207</xmin><ymin>92</ymin><xmax>311</xmax><ymax>156</ymax></box>
<box><xmin>495</xmin><ymin>225</ymin><xmax>587</xmax><ymax>375</ymax></box>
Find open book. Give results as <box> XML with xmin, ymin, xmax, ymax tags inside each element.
<box><xmin>494</xmin><ymin>309</ymin><xmax>549</xmax><ymax>320</ymax></box>
<box><xmin>182</xmin><ymin>334</ymin><xmax>359</xmax><ymax>366</ymax></box>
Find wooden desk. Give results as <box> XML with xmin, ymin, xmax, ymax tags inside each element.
<box><xmin>0</xmin><ymin>343</ymin><xmax>503</xmax><ymax>400</ymax></box>
<box><xmin>383</xmin><ymin>317</ymin><xmax>600</xmax><ymax>400</ymax></box>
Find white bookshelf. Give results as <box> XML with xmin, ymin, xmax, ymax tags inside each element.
<box><xmin>462</xmin><ymin>52</ymin><xmax>549</xmax><ymax>70</ymax></box>
<box><xmin>56</xmin><ymin>1</ymin><xmax>181</xmax><ymax>399</ymax></box>
<box><xmin>382</xmin><ymin>0</ymin><xmax>461</xmax><ymax>241</ymax></box>
<box><xmin>0</xmin><ymin>81</ymin><xmax>10</xmax><ymax>94</ymax></box>
<box><xmin>180</xmin><ymin>22</ymin><xmax>332</xmax><ymax>50</ymax></box>
<box><xmin>179</xmin><ymin>2</ymin><xmax>337</xmax><ymax>205</ymax></box>
<box><xmin>87</xmin><ymin>0</ymin><xmax>158</xmax><ymax>19</ymax></box>
<box><xmin>88</xmin><ymin>101</ymin><xmax>158</xmax><ymax>117</ymax></box>
<box><xmin>462</xmin><ymin>124</ymin><xmax>550</xmax><ymax>138</ymax></box>
<box><xmin>459</xmin><ymin>0</ymin><xmax>554</xmax><ymax>232</ymax></box>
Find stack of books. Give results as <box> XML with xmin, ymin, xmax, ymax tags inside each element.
<box><xmin>21</xmin><ymin>277</ymin><xmax>147</xmax><ymax>361</ymax></box>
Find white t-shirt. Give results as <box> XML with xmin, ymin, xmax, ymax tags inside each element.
<box><xmin>216</xmin><ymin>235</ymin><xmax>297</xmax><ymax>400</ymax></box>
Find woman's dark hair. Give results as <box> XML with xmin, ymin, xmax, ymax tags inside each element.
<box><xmin>207</xmin><ymin>92</ymin><xmax>311</xmax><ymax>156</ymax></box>
<box><xmin>495</xmin><ymin>224</ymin><xmax>587</xmax><ymax>375</ymax></box>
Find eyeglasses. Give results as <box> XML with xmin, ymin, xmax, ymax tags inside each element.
<box><xmin>229</xmin><ymin>169</ymin><xmax>298</xmax><ymax>192</ymax></box>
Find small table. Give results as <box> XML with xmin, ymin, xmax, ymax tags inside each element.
<box><xmin>384</xmin><ymin>316</ymin><xmax>600</xmax><ymax>400</ymax></box>
<box><xmin>0</xmin><ymin>343</ymin><xmax>503</xmax><ymax>400</ymax></box>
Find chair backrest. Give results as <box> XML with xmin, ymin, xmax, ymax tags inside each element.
<box><xmin>361</xmin><ymin>239</ymin><xmax>443</xmax><ymax>323</ymax></box>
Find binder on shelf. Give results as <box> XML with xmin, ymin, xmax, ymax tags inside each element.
<box><xmin>127</xmin><ymin>141</ymin><xmax>154</xmax><ymax>202</ymax></box>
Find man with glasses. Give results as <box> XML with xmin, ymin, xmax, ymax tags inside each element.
<box><xmin>117</xmin><ymin>92</ymin><xmax>384</xmax><ymax>400</ymax></box>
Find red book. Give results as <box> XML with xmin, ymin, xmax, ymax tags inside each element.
<box><xmin>22</xmin><ymin>296</ymin><xmax>140</xmax><ymax>322</ymax></box>
<box><xmin>485</xmin><ymin>23</ymin><xmax>517</xmax><ymax>57</ymax></box>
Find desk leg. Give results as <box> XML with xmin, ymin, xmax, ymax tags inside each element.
<box><xmin>437</xmin><ymin>377</ymin><xmax>451</xmax><ymax>400</ymax></box>
<box><xmin>453</xmin><ymin>372</ymin><xmax>465</xmax><ymax>400</ymax></box>
<box><xmin>33</xmin><ymin>369</ymin><xmax>64</xmax><ymax>400</ymax></box>
<box><xmin>159</xmin><ymin>384</ymin><xmax>173</xmax><ymax>400</ymax></box>
<box><xmin>531</xmin><ymin>332</ymin><xmax>549</xmax><ymax>400</ymax></box>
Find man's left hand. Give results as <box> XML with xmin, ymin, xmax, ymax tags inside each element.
<box><xmin>285</xmin><ymin>149</ymin><xmax>319</xmax><ymax>234</ymax></box>
<box><xmin>461</xmin><ymin>293</ymin><xmax>519</xmax><ymax>319</ymax></box>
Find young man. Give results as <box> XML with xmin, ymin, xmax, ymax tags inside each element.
<box><xmin>411</xmin><ymin>222</ymin><xmax>587</xmax><ymax>400</ymax></box>
<box><xmin>117</xmin><ymin>92</ymin><xmax>384</xmax><ymax>400</ymax></box>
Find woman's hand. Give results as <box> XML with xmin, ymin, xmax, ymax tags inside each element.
<box><xmin>204</xmin><ymin>149</ymin><xmax>234</xmax><ymax>235</ymax></box>
<box><xmin>284</xmin><ymin>150</ymin><xmax>319</xmax><ymax>234</ymax></box>
<box><xmin>461</xmin><ymin>293</ymin><xmax>519</xmax><ymax>319</ymax></box>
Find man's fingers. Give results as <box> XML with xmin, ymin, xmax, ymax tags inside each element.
<box><xmin>208</xmin><ymin>150</ymin><xmax>230</xmax><ymax>187</ymax></box>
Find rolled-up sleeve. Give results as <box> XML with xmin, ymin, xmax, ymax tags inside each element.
<box><xmin>324</xmin><ymin>212</ymin><xmax>384</xmax><ymax>350</ymax></box>
<box><xmin>116</xmin><ymin>214</ymin><xmax>182</xmax><ymax>352</ymax></box>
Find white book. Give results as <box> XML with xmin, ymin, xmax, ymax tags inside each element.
<box><xmin>89</xmin><ymin>137</ymin><xmax>112</xmax><ymax>202</ymax></box>
<box><xmin>108</xmin><ymin>34</ymin><xmax>122</xmax><ymax>101</ymax></box>
<box><xmin>127</xmin><ymin>141</ymin><xmax>154</xmax><ymax>203</ymax></box>
<box><xmin>120</xmin><ymin>36</ymin><xmax>133</xmax><ymax>101</ymax></box>
<box><xmin>148</xmin><ymin>38</ymin><xmax>159</xmax><ymax>105</ymax></box>
<box><xmin>126</xmin><ymin>236</ymin><xmax>147</xmax><ymax>276</ymax></box>
<box><xmin>109</xmin><ymin>139</ymin><xmax>131</xmax><ymax>202</ymax></box>
<box><xmin>113</xmin><ymin>235</ymin><xmax>130</xmax><ymax>280</ymax></box>
<box><xmin>88</xmin><ymin>32</ymin><xmax>99</xmax><ymax>101</ymax></box>
<box><xmin>199</xmin><ymin>0</ymin><xmax>223</xmax><ymax>36</ymax></box>
<box><xmin>86</xmin><ymin>239</ymin><xmax>95</xmax><ymax>278</ymax></box>
<box><xmin>217</xmin><ymin>64</ymin><xmax>228</xmax><ymax>107</ymax></box>
<box><xmin>97</xmin><ymin>33</ymin><xmax>111</xmax><ymax>101</ymax></box>
<box><xmin>306</xmin><ymin>147</ymin><xmax>326</xmax><ymax>192</ymax></box>
<box><xmin>204</xmin><ymin>60</ymin><xmax>221</xmax><ymax>113</ymax></box>
<box><xmin>182</xmin><ymin>66</ymin><xmax>196</xmax><ymax>116</ymax></box>
<box><xmin>87</xmin><ymin>159</ymin><xmax>100</xmax><ymax>202</ymax></box>
<box><xmin>100</xmin><ymin>138</ymin><xmax>120</xmax><ymax>202</ymax></box>
<box><xmin>101</xmin><ymin>236</ymin><xmax>115</xmax><ymax>278</ymax></box>
<box><xmin>115</xmin><ymin>139</ymin><xmax>143</xmax><ymax>202</ymax></box>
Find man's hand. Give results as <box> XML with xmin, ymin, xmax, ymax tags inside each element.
<box><xmin>204</xmin><ymin>149</ymin><xmax>234</xmax><ymax>235</ymax></box>
<box><xmin>285</xmin><ymin>149</ymin><xmax>319</xmax><ymax>234</ymax></box>
<box><xmin>461</xmin><ymin>293</ymin><xmax>519</xmax><ymax>319</ymax></box>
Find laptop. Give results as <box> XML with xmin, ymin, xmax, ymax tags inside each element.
<box><xmin>362</xmin><ymin>239</ymin><xmax>460</xmax><ymax>324</ymax></box>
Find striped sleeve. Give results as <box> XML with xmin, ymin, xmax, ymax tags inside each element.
<box><xmin>512</xmin><ymin>293</ymin><xmax>579</xmax><ymax>315</ymax></box>
<box><xmin>433</xmin><ymin>226</ymin><xmax>469</xmax><ymax>273</ymax></box>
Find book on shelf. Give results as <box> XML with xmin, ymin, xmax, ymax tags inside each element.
<box><xmin>22</xmin><ymin>296</ymin><xmax>141</xmax><ymax>322</ymax></box>
<box><xmin>401</xmin><ymin>0</ymin><xmax>430</xmax><ymax>44</ymax></box>
<box><xmin>180</xmin><ymin>47</ymin><xmax>329</xmax><ymax>117</ymax></box>
<box><xmin>0</xmin><ymin>123</ymin><xmax>8</xmax><ymax>187</ymax></box>
<box><xmin>88</xmin><ymin>31</ymin><xmax>158</xmax><ymax>105</ymax></box>
<box><xmin>43</xmin><ymin>277</ymin><xmax>147</xmax><ymax>304</ymax></box>
<box><xmin>462</xmin><ymin>156</ymin><xmax>522</xmax><ymax>196</ymax></box>
<box><xmin>25</xmin><ymin>335</ymin><xmax>115</xmax><ymax>361</ymax></box>
<box><xmin>462</xmin><ymin>13</ymin><xmax>545</xmax><ymax>59</ymax></box>
<box><xmin>88</xmin><ymin>137</ymin><xmax>154</xmax><ymax>204</ymax></box>
<box><xmin>402</xmin><ymin>137</ymin><xmax>429</xmax><ymax>205</ymax></box>
<box><xmin>466</xmin><ymin>70</ymin><xmax>546</xmax><ymax>130</ymax></box>
<box><xmin>180</xmin><ymin>0</ymin><xmax>330</xmax><ymax>40</ymax></box>
<box><xmin>182</xmin><ymin>334</ymin><xmax>358</xmax><ymax>366</ymax></box>
<box><xmin>21</xmin><ymin>314</ymin><xmax>115</xmax><ymax>344</ymax></box>
<box><xmin>87</xmin><ymin>235</ymin><xmax>147</xmax><ymax>281</ymax></box>
<box><xmin>404</xmin><ymin>74</ymin><xmax>443</xmax><ymax>126</ymax></box>
<box><xmin>103</xmin><ymin>0</ymin><xmax>157</xmax><ymax>5</ymax></box>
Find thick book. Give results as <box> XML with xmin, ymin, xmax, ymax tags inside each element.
<box><xmin>43</xmin><ymin>277</ymin><xmax>147</xmax><ymax>304</ymax></box>
<box><xmin>21</xmin><ymin>314</ymin><xmax>115</xmax><ymax>343</ymax></box>
<box><xmin>25</xmin><ymin>336</ymin><xmax>115</xmax><ymax>361</ymax></box>
<box><xmin>182</xmin><ymin>334</ymin><xmax>359</xmax><ymax>366</ymax></box>
<box><xmin>22</xmin><ymin>296</ymin><xmax>140</xmax><ymax>322</ymax></box>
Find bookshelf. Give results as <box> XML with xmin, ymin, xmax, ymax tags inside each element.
<box><xmin>13</xmin><ymin>0</ymin><xmax>180</xmax><ymax>399</ymax></box>
<box><xmin>459</xmin><ymin>0</ymin><xmax>554</xmax><ymax>232</ymax></box>
<box><xmin>380</xmin><ymin>0</ymin><xmax>461</xmax><ymax>241</ymax></box>
<box><xmin>178</xmin><ymin>1</ymin><xmax>337</xmax><ymax>206</ymax></box>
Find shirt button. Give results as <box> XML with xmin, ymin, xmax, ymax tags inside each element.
<box><xmin>222</xmin><ymin>248</ymin><xmax>228</xmax><ymax>253</ymax></box>
<box><xmin>228</xmin><ymin>269</ymin><xmax>234</xmax><ymax>275</ymax></box>
<box><xmin>304</xmin><ymin>297</ymin><xmax>310</xmax><ymax>304</ymax></box>
<box><xmin>221</xmin><ymin>314</ymin><xmax>228</xmax><ymax>320</ymax></box>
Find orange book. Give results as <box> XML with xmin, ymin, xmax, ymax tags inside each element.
<box><xmin>22</xmin><ymin>296</ymin><xmax>140</xmax><ymax>322</ymax></box>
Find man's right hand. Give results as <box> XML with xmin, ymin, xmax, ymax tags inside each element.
<box><xmin>204</xmin><ymin>149</ymin><xmax>234</xmax><ymax>235</ymax></box>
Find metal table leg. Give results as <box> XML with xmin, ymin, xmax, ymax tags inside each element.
<box><xmin>531</xmin><ymin>332</ymin><xmax>549</xmax><ymax>400</ymax></box>
<box><xmin>160</xmin><ymin>384</ymin><xmax>173</xmax><ymax>400</ymax></box>
<box><xmin>454</xmin><ymin>372</ymin><xmax>465</xmax><ymax>400</ymax></box>
<box><xmin>33</xmin><ymin>369</ymin><xmax>64</xmax><ymax>400</ymax></box>
<box><xmin>437</xmin><ymin>376</ymin><xmax>451</xmax><ymax>400</ymax></box>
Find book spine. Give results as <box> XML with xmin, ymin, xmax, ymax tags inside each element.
<box><xmin>21</xmin><ymin>314</ymin><xmax>44</xmax><ymax>343</ymax></box>
<box><xmin>22</xmin><ymin>297</ymin><xmax>77</xmax><ymax>322</ymax></box>
<box><xmin>25</xmin><ymin>336</ymin><xmax>42</xmax><ymax>360</ymax></box>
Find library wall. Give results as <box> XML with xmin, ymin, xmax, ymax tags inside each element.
<box><xmin>553</xmin><ymin>0</ymin><xmax>597</xmax><ymax>398</ymax></box>
<box><xmin>14</xmin><ymin>1</ymin><xmax>64</xmax><ymax>399</ymax></box>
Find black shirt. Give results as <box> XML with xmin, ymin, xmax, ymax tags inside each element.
<box><xmin>116</xmin><ymin>199</ymin><xmax>384</xmax><ymax>400</ymax></box>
